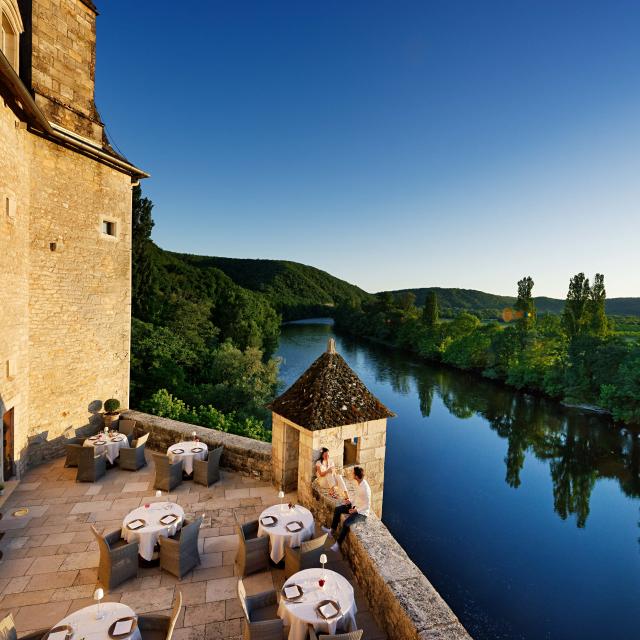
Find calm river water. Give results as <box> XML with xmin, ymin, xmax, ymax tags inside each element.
<box><xmin>275</xmin><ymin>319</ymin><xmax>640</xmax><ymax>640</ymax></box>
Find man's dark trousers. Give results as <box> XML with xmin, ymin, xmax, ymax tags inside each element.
<box><xmin>331</xmin><ymin>504</ymin><xmax>367</xmax><ymax>544</ymax></box>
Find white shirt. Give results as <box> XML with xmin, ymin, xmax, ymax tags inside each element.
<box><xmin>315</xmin><ymin>459</ymin><xmax>336</xmax><ymax>488</ymax></box>
<box><xmin>353</xmin><ymin>479</ymin><xmax>372</xmax><ymax>517</ymax></box>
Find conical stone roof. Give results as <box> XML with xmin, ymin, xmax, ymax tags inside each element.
<box><xmin>268</xmin><ymin>339</ymin><xmax>395</xmax><ymax>430</ymax></box>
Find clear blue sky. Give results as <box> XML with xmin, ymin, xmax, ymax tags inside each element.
<box><xmin>95</xmin><ymin>1</ymin><xmax>640</xmax><ymax>298</ymax></box>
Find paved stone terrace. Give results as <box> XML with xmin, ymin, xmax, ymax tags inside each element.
<box><xmin>0</xmin><ymin>453</ymin><xmax>381</xmax><ymax>640</ymax></box>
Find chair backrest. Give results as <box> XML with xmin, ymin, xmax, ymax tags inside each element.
<box><xmin>135</xmin><ymin>432</ymin><xmax>149</xmax><ymax>448</ymax></box>
<box><xmin>153</xmin><ymin>452</ymin><xmax>170</xmax><ymax>470</ymax></box>
<box><xmin>78</xmin><ymin>445</ymin><xmax>97</xmax><ymax>465</ymax></box>
<box><xmin>209</xmin><ymin>445</ymin><xmax>223</xmax><ymax>468</ymax></box>
<box><xmin>90</xmin><ymin>525</ymin><xmax>111</xmax><ymax>556</ymax></box>
<box><xmin>319</xmin><ymin>631</ymin><xmax>364</xmax><ymax>640</ymax></box>
<box><xmin>119</xmin><ymin>419</ymin><xmax>136</xmax><ymax>436</ymax></box>
<box><xmin>179</xmin><ymin>516</ymin><xmax>202</xmax><ymax>550</ymax></box>
<box><xmin>237</xmin><ymin>578</ymin><xmax>250</xmax><ymax>620</ymax></box>
<box><xmin>0</xmin><ymin>614</ymin><xmax>17</xmax><ymax>640</ymax></box>
<box><xmin>166</xmin><ymin>591</ymin><xmax>182</xmax><ymax>640</ymax></box>
<box><xmin>301</xmin><ymin>533</ymin><xmax>328</xmax><ymax>556</ymax></box>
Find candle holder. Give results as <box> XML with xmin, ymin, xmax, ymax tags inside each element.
<box><xmin>320</xmin><ymin>553</ymin><xmax>327</xmax><ymax>581</ymax></box>
<box><xmin>278</xmin><ymin>490</ymin><xmax>285</xmax><ymax>511</ymax></box>
<box><xmin>94</xmin><ymin>587</ymin><xmax>104</xmax><ymax>620</ymax></box>
<box><xmin>156</xmin><ymin>490</ymin><xmax>162</xmax><ymax>498</ymax></box>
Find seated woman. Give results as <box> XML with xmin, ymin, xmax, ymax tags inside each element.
<box><xmin>315</xmin><ymin>447</ymin><xmax>339</xmax><ymax>498</ymax></box>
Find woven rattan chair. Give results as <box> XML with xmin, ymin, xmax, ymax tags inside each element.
<box><xmin>153</xmin><ymin>452</ymin><xmax>182</xmax><ymax>492</ymax></box>
<box><xmin>0</xmin><ymin>614</ymin><xmax>17</xmax><ymax>640</ymax></box>
<box><xmin>118</xmin><ymin>419</ymin><xmax>138</xmax><ymax>445</ymax></box>
<box><xmin>238</xmin><ymin>579</ymin><xmax>283</xmax><ymax>640</ymax></box>
<box><xmin>64</xmin><ymin>439</ymin><xmax>84</xmax><ymax>467</ymax></box>
<box><xmin>193</xmin><ymin>445</ymin><xmax>223</xmax><ymax>487</ymax></box>
<box><xmin>158</xmin><ymin>516</ymin><xmax>202</xmax><ymax>578</ymax></box>
<box><xmin>308</xmin><ymin>630</ymin><xmax>363</xmax><ymax>640</ymax></box>
<box><xmin>284</xmin><ymin>533</ymin><xmax>328</xmax><ymax>578</ymax></box>
<box><xmin>119</xmin><ymin>432</ymin><xmax>149</xmax><ymax>471</ymax></box>
<box><xmin>138</xmin><ymin>591</ymin><xmax>182</xmax><ymax>640</ymax></box>
<box><xmin>235</xmin><ymin>519</ymin><xmax>270</xmax><ymax>577</ymax></box>
<box><xmin>90</xmin><ymin>525</ymin><xmax>139</xmax><ymax>590</ymax></box>
<box><xmin>76</xmin><ymin>445</ymin><xmax>107</xmax><ymax>482</ymax></box>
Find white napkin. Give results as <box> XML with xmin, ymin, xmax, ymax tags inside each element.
<box><xmin>286</xmin><ymin>522</ymin><xmax>302</xmax><ymax>532</ymax></box>
<box><xmin>128</xmin><ymin>519</ymin><xmax>144</xmax><ymax>529</ymax></box>
<box><xmin>48</xmin><ymin>631</ymin><xmax>67</xmax><ymax>640</ymax></box>
<box><xmin>261</xmin><ymin>516</ymin><xmax>275</xmax><ymax>525</ymax></box>
<box><xmin>284</xmin><ymin>585</ymin><xmax>300</xmax><ymax>599</ymax></box>
<box><xmin>160</xmin><ymin>514</ymin><xmax>176</xmax><ymax>524</ymax></box>
<box><xmin>319</xmin><ymin>602</ymin><xmax>339</xmax><ymax>618</ymax></box>
<box><xmin>113</xmin><ymin>620</ymin><xmax>133</xmax><ymax>635</ymax></box>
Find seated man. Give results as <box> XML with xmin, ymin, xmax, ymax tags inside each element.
<box><xmin>323</xmin><ymin>466</ymin><xmax>371</xmax><ymax>552</ymax></box>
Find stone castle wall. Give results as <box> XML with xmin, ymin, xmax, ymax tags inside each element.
<box><xmin>0</xmin><ymin>91</ymin><xmax>133</xmax><ymax>475</ymax></box>
<box><xmin>28</xmin><ymin>0</ymin><xmax>104</xmax><ymax>141</ymax></box>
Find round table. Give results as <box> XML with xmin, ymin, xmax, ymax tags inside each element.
<box><xmin>84</xmin><ymin>433</ymin><xmax>129</xmax><ymax>464</ymax></box>
<box><xmin>121</xmin><ymin>501</ymin><xmax>185</xmax><ymax>561</ymax></box>
<box><xmin>167</xmin><ymin>441</ymin><xmax>208</xmax><ymax>475</ymax></box>
<box><xmin>277</xmin><ymin>568</ymin><xmax>357</xmax><ymax>640</ymax></box>
<box><xmin>258</xmin><ymin>503</ymin><xmax>315</xmax><ymax>563</ymax></box>
<box><xmin>51</xmin><ymin>603</ymin><xmax>141</xmax><ymax>640</ymax></box>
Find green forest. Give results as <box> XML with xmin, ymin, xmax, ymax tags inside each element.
<box><xmin>335</xmin><ymin>277</ymin><xmax>640</xmax><ymax>425</ymax></box>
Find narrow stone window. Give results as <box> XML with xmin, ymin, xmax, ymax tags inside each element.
<box><xmin>102</xmin><ymin>220</ymin><xmax>116</xmax><ymax>236</ymax></box>
<box><xmin>0</xmin><ymin>5</ymin><xmax>22</xmax><ymax>70</ymax></box>
<box><xmin>343</xmin><ymin>437</ymin><xmax>358</xmax><ymax>466</ymax></box>
<box><xmin>5</xmin><ymin>194</ymin><xmax>15</xmax><ymax>220</ymax></box>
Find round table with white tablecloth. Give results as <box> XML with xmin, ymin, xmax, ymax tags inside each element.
<box><xmin>257</xmin><ymin>503</ymin><xmax>315</xmax><ymax>563</ymax></box>
<box><xmin>167</xmin><ymin>441</ymin><xmax>208</xmax><ymax>475</ymax></box>
<box><xmin>277</xmin><ymin>568</ymin><xmax>357</xmax><ymax>640</ymax></box>
<box><xmin>121</xmin><ymin>501</ymin><xmax>185</xmax><ymax>561</ymax></box>
<box><xmin>84</xmin><ymin>433</ymin><xmax>129</xmax><ymax>464</ymax></box>
<box><xmin>50</xmin><ymin>603</ymin><xmax>141</xmax><ymax>640</ymax></box>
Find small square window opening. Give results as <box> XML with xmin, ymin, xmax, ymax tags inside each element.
<box><xmin>102</xmin><ymin>220</ymin><xmax>116</xmax><ymax>236</ymax></box>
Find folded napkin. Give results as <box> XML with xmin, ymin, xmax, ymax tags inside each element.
<box><xmin>113</xmin><ymin>619</ymin><xmax>133</xmax><ymax>635</ymax></box>
<box><xmin>261</xmin><ymin>516</ymin><xmax>276</xmax><ymax>526</ymax></box>
<box><xmin>285</xmin><ymin>520</ymin><xmax>303</xmax><ymax>533</ymax></box>
<box><xmin>160</xmin><ymin>514</ymin><xmax>178</xmax><ymax>525</ymax></box>
<box><xmin>171</xmin><ymin>448</ymin><xmax>184</xmax><ymax>454</ymax></box>
<box><xmin>283</xmin><ymin>584</ymin><xmax>303</xmax><ymax>600</ymax></box>
<box><xmin>191</xmin><ymin>447</ymin><xmax>204</xmax><ymax>452</ymax></box>
<box><xmin>48</xmin><ymin>631</ymin><xmax>67</xmax><ymax>640</ymax></box>
<box><xmin>318</xmin><ymin>601</ymin><xmax>340</xmax><ymax>619</ymax></box>
<box><xmin>127</xmin><ymin>519</ymin><xmax>145</xmax><ymax>530</ymax></box>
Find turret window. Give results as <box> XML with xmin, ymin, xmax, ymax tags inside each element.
<box><xmin>0</xmin><ymin>1</ymin><xmax>22</xmax><ymax>70</ymax></box>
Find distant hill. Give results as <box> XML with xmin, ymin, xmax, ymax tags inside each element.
<box><xmin>164</xmin><ymin>252</ymin><xmax>372</xmax><ymax>320</ymax></box>
<box><xmin>386</xmin><ymin>287</ymin><xmax>640</xmax><ymax>317</ymax></box>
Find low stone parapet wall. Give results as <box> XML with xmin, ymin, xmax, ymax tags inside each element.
<box><xmin>309</xmin><ymin>481</ymin><xmax>472</xmax><ymax>640</ymax></box>
<box><xmin>121</xmin><ymin>410</ymin><xmax>273</xmax><ymax>482</ymax></box>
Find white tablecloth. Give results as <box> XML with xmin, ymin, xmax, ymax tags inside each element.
<box><xmin>121</xmin><ymin>501</ymin><xmax>185</xmax><ymax>561</ymax></box>
<box><xmin>278</xmin><ymin>568</ymin><xmax>357</xmax><ymax>640</ymax></box>
<box><xmin>84</xmin><ymin>434</ymin><xmax>129</xmax><ymax>464</ymax></box>
<box><xmin>257</xmin><ymin>503</ymin><xmax>315</xmax><ymax>563</ymax></box>
<box><xmin>167</xmin><ymin>441</ymin><xmax>208</xmax><ymax>475</ymax></box>
<box><xmin>53</xmin><ymin>602</ymin><xmax>141</xmax><ymax>640</ymax></box>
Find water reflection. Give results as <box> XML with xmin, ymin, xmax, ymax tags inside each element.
<box><xmin>338</xmin><ymin>332</ymin><xmax>640</xmax><ymax>529</ymax></box>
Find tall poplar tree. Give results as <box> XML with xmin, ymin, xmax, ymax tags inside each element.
<box><xmin>514</xmin><ymin>276</ymin><xmax>536</xmax><ymax>340</ymax></box>
<box><xmin>587</xmin><ymin>273</ymin><xmax>608</xmax><ymax>337</ymax></box>
<box><xmin>422</xmin><ymin>291</ymin><xmax>439</xmax><ymax>327</ymax></box>
<box><xmin>131</xmin><ymin>185</ymin><xmax>157</xmax><ymax>321</ymax></box>
<box><xmin>562</xmin><ymin>273</ymin><xmax>591</xmax><ymax>339</ymax></box>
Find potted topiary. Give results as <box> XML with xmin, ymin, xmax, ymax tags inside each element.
<box><xmin>103</xmin><ymin>398</ymin><xmax>121</xmax><ymax>429</ymax></box>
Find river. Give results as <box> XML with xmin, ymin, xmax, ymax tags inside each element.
<box><xmin>275</xmin><ymin>319</ymin><xmax>640</xmax><ymax>640</ymax></box>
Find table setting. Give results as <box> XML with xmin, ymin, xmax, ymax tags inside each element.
<box><xmin>277</xmin><ymin>566</ymin><xmax>357</xmax><ymax>640</ymax></box>
<box><xmin>84</xmin><ymin>430</ymin><xmax>129</xmax><ymax>464</ymax></box>
<box><xmin>167</xmin><ymin>437</ymin><xmax>208</xmax><ymax>475</ymax></box>
<box><xmin>257</xmin><ymin>501</ymin><xmax>315</xmax><ymax>563</ymax></box>
<box><xmin>46</xmin><ymin>597</ymin><xmax>141</xmax><ymax>640</ymax></box>
<box><xmin>121</xmin><ymin>499</ymin><xmax>185</xmax><ymax>561</ymax></box>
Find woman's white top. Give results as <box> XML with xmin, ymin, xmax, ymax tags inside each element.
<box><xmin>257</xmin><ymin>503</ymin><xmax>315</xmax><ymax>563</ymax></box>
<box><xmin>277</xmin><ymin>568</ymin><xmax>357</xmax><ymax>640</ymax></box>
<box><xmin>167</xmin><ymin>441</ymin><xmax>208</xmax><ymax>475</ymax></box>
<box><xmin>121</xmin><ymin>501</ymin><xmax>185</xmax><ymax>561</ymax></box>
<box><xmin>52</xmin><ymin>603</ymin><xmax>141</xmax><ymax>640</ymax></box>
<box><xmin>315</xmin><ymin>459</ymin><xmax>336</xmax><ymax>488</ymax></box>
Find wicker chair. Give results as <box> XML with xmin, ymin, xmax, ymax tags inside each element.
<box><xmin>91</xmin><ymin>525</ymin><xmax>139</xmax><ymax>590</ymax></box>
<box><xmin>64</xmin><ymin>439</ymin><xmax>84</xmax><ymax>467</ymax></box>
<box><xmin>238</xmin><ymin>579</ymin><xmax>283</xmax><ymax>640</ymax></box>
<box><xmin>119</xmin><ymin>432</ymin><xmax>149</xmax><ymax>471</ymax></box>
<box><xmin>0</xmin><ymin>613</ymin><xmax>48</xmax><ymax>640</ymax></box>
<box><xmin>158</xmin><ymin>516</ymin><xmax>202</xmax><ymax>578</ymax></box>
<box><xmin>138</xmin><ymin>591</ymin><xmax>182</xmax><ymax>640</ymax></box>
<box><xmin>308</xmin><ymin>630</ymin><xmax>363</xmax><ymax>640</ymax></box>
<box><xmin>284</xmin><ymin>533</ymin><xmax>328</xmax><ymax>578</ymax></box>
<box><xmin>235</xmin><ymin>519</ymin><xmax>270</xmax><ymax>577</ymax></box>
<box><xmin>152</xmin><ymin>453</ymin><xmax>182</xmax><ymax>492</ymax></box>
<box><xmin>118</xmin><ymin>419</ymin><xmax>138</xmax><ymax>445</ymax></box>
<box><xmin>193</xmin><ymin>445</ymin><xmax>223</xmax><ymax>487</ymax></box>
<box><xmin>76</xmin><ymin>446</ymin><xmax>107</xmax><ymax>482</ymax></box>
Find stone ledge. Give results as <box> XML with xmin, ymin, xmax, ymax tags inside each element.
<box><xmin>122</xmin><ymin>410</ymin><xmax>273</xmax><ymax>482</ymax></box>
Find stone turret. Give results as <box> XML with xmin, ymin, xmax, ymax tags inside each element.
<box><xmin>269</xmin><ymin>338</ymin><xmax>394</xmax><ymax>517</ymax></box>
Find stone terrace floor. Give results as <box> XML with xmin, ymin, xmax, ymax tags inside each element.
<box><xmin>0</xmin><ymin>453</ymin><xmax>383</xmax><ymax>640</ymax></box>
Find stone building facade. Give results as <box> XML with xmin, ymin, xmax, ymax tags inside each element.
<box><xmin>0</xmin><ymin>0</ymin><xmax>146</xmax><ymax>479</ymax></box>
<box><xmin>269</xmin><ymin>339</ymin><xmax>394</xmax><ymax>517</ymax></box>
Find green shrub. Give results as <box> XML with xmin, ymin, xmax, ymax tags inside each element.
<box><xmin>104</xmin><ymin>398</ymin><xmax>120</xmax><ymax>414</ymax></box>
